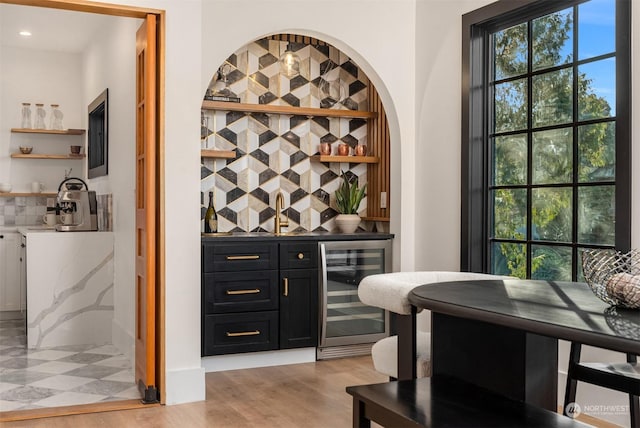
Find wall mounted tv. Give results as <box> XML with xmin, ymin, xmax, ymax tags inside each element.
<box><xmin>87</xmin><ymin>88</ymin><xmax>108</xmax><ymax>178</ymax></box>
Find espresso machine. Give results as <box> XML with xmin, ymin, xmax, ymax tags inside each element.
<box><xmin>54</xmin><ymin>177</ymin><xmax>98</xmax><ymax>232</ymax></box>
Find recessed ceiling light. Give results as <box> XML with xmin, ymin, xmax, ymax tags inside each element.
<box><xmin>19</xmin><ymin>31</ymin><xmax>32</xmax><ymax>37</ymax></box>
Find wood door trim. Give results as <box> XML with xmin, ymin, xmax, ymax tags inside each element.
<box><xmin>0</xmin><ymin>399</ymin><xmax>159</xmax><ymax>423</ymax></box>
<box><xmin>156</xmin><ymin>10</ymin><xmax>166</xmax><ymax>405</ymax></box>
<box><xmin>0</xmin><ymin>0</ymin><xmax>162</xmax><ymax>18</ymax></box>
<box><xmin>135</xmin><ymin>14</ymin><xmax>158</xmax><ymax>403</ymax></box>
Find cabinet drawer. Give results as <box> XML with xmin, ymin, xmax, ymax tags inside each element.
<box><xmin>279</xmin><ymin>242</ymin><xmax>318</xmax><ymax>269</ymax></box>
<box><xmin>203</xmin><ymin>242</ymin><xmax>278</xmax><ymax>272</ymax></box>
<box><xmin>203</xmin><ymin>271</ymin><xmax>279</xmax><ymax>314</ymax></box>
<box><xmin>202</xmin><ymin>311</ymin><xmax>279</xmax><ymax>356</ymax></box>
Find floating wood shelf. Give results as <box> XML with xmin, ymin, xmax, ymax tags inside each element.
<box><xmin>202</xmin><ymin>100</ymin><xmax>376</xmax><ymax>119</ymax></box>
<box><xmin>10</xmin><ymin>153</ymin><xmax>85</xmax><ymax>160</ymax></box>
<box><xmin>311</xmin><ymin>155</ymin><xmax>379</xmax><ymax>164</ymax></box>
<box><xmin>361</xmin><ymin>216</ymin><xmax>390</xmax><ymax>222</ymax></box>
<box><xmin>0</xmin><ymin>192</ymin><xmax>57</xmax><ymax>197</ymax></box>
<box><xmin>201</xmin><ymin>149</ymin><xmax>236</xmax><ymax>159</ymax></box>
<box><xmin>11</xmin><ymin>128</ymin><xmax>85</xmax><ymax>135</ymax></box>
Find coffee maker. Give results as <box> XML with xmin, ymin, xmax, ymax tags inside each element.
<box><xmin>55</xmin><ymin>178</ymin><xmax>98</xmax><ymax>232</ymax></box>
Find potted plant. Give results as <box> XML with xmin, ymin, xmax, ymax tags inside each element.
<box><xmin>334</xmin><ymin>171</ymin><xmax>367</xmax><ymax>233</ymax></box>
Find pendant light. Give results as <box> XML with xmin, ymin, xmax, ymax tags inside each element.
<box><xmin>279</xmin><ymin>43</ymin><xmax>300</xmax><ymax>78</ymax></box>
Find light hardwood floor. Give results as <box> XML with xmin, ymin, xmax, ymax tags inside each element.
<box><xmin>2</xmin><ymin>355</ymin><xmax>621</xmax><ymax>427</ymax></box>
<box><xmin>3</xmin><ymin>356</ymin><xmax>387</xmax><ymax>427</ymax></box>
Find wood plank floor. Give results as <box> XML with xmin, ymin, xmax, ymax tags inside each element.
<box><xmin>2</xmin><ymin>356</ymin><xmax>387</xmax><ymax>427</ymax></box>
<box><xmin>2</xmin><ymin>355</ymin><xmax>621</xmax><ymax>427</ymax></box>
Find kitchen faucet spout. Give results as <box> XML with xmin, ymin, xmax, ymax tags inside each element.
<box><xmin>274</xmin><ymin>191</ymin><xmax>289</xmax><ymax>234</ymax></box>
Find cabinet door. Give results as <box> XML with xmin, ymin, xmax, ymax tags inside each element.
<box><xmin>203</xmin><ymin>270</ymin><xmax>279</xmax><ymax>314</ymax></box>
<box><xmin>0</xmin><ymin>233</ymin><xmax>21</xmax><ymax>311</ymax></box>
<box><xmin>202</xmin><ymin>242</ymin><xmax>277</xmax><ymax>273</ymax></box>
<box><xmin>279</xmin><ymin>268</ymin><xmax>318</xmax><ymax>349</ymax></box>
<box><xmin>202</xmin><ymin>311</ymin><xmax>279</xmax><ymax>356</ymax></box>
<box><xmin>279</xmin><ymin>242</ymin><xmax>317</xmax><ymax>269</ymax></box>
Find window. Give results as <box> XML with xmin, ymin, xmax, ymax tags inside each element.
<box><xmin>461</xmin><ymin>0</ymin><xmax>630</xmax><ymax>280</ymax></box>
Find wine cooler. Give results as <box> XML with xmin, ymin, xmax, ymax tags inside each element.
<box><xmin>317</xmin><ymin>240</ymin><xmax>391</xmax><ymax>359</ymax></box>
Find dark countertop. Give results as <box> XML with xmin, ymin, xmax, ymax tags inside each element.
<box><xmin>409</xmin><ymin>279</ymin><xmax>640</xmax><ymax>355</ymax></box>
<box><xmin>201</xmin><ymin>231</ymin><xmax>393</xmax><ymax>242</ymax></box>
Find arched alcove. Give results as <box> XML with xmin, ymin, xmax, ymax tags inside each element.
<box><xmin>200</xmin><ymin>34</ymin><xmax>391</xmax><ymax>234</ymax></box>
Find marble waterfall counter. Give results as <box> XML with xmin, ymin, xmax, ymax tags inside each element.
<box><xmin>20</xmin><ymin>228</ymin><xmax>114</xmax><ymax>349</ymax></box>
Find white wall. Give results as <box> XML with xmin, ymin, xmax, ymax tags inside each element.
<box><xmin>81</xmin><ymin>16</ymin><xmax>141</xmax><ymax>368</ymax></box>
<box><xmin>0</xmin><ymin>46</ymin><xmax>84</xmax><ymax>192</ymax></box>
<box><xmin>415</xmin><ymin>1</ymin><xmax>639</xmax><ymax>426</ymax></box>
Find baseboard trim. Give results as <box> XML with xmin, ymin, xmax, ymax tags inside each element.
<box><xmin>165</xmin><ymin>366</ymin><xmax>206</xmax><ymax>405</ymax></box>
<box><xmin>202</xmin><ymin>348</ymin><xmax>316</xmax><ymax>372</ymax></box>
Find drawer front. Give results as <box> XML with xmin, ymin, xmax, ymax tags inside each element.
<box><xmin>203</xmin><ymin>242</ymin><xmax>278</xmax><ymax>272</ymax></box>
<box><xmin>279</xmin><ymin>242</ymin><xmax>318</xmax><ymax>269</ymax></box>
<box><xmin>202</xmin><ymin>311</ymin><xmax>279</xmax><ymax>356</ymax></box>
<box><xmin>203</xmin><ymin>271</ymin><xmax>279</xmax><ymax>314</ymax></box>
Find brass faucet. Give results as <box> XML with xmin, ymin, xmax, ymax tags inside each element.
<box><xmin>274</xmin><ymin>191</ymin><xmax>289</xmax><ymax>234</ymax></box>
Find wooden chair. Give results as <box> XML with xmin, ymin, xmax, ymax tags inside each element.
<box><xmin>563</xmin><ymin>342</ymin><xmax>640</xmax><ymax>427</ymax></box>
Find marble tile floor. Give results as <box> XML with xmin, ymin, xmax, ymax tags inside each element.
<box><xmin>0</xmin><ymin>318</ymin><xmax>138</xmax><ymax>412</ymax></box>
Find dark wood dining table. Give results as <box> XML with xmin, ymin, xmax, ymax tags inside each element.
<box><xmin>407</xmin><ymin>279</ymin><xmax>640</xmax><ymax>411</ymax></box>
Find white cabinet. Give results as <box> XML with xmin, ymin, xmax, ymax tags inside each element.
<box><xmin>0</xmin><ymin>232</ymin><xmax>22</xmax><ymax>311</ymax></box>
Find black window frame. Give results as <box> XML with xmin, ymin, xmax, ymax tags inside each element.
<box><xmin>461</xmin><ymin>0</ymin><xmax>631</xmax><ymax>275</ymax></box>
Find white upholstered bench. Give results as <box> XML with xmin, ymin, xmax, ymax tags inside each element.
<box><xmin>359</xmin><ymin>271</ymin><xmax>515</xmax><ymax>379</ymax></box>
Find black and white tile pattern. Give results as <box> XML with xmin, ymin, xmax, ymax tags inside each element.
<box><xmin>202</xmin><ymin>37</ymin><xmax>370</xmax><ymax>233</ymax></box>
<box><xmin>0</xmin><ymin>319</ymin><xmax>137</xmax><ymax>411</ymax></box>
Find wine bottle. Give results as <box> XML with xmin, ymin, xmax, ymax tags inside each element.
<box><xmin>204</xmin><ymin>191</ymin><xmax>218</xmax><ymax>233</ymax></box>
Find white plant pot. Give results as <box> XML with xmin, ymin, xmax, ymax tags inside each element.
<box><xmin>335</xmin><ymin>214</ymin><xmax>361</xmax><ymax>233</ymax></box>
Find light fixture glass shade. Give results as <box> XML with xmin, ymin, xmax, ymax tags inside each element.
<box><xmin>279</xmin><ymin>48</ymin><xmax>300</xmax><ymax>77</ymax></box>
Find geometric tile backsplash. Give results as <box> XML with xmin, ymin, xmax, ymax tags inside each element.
<box><xmin>201</xmin><ymin>37</ymin><xmax>371</xmax><ymax>233</ymax></box>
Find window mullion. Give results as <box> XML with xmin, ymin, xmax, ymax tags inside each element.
<box><xmin>525</xmin><ymin>19</ymin><xmax>533</xmax><ymax>279</ymax></box>
<box><xmin>571</xmin><ymin>4</ymin><xmax>580</xmax><ymax>281</ymax></box>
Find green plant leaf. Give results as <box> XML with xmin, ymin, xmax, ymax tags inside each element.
<box><xmin>334</xmin><ymin>170</ymin><xmax>366</xmax><ymax>214</ymax></box>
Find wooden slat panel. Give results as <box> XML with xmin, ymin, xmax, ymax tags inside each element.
<box><xmin>268</xmin><ymin>34</ymin><xmax>328</xmax><ymax>46</ymax></box>
<box><xmin>366</xmin><ymin>83</ymin><xmax>390</xmax><ymax>221</ymax></box>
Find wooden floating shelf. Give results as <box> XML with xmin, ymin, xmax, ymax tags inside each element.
<box><xmin>311</xmin><ymin>155</ymin><xmax>379</xmax><ymax>164</ymax></box>
<box><xmin>202</xmin><ymin>100</ymin><xmax>376</xmax><ymax>119</ymax></box>
<box><xmin>201</xmin><ymin>149</ymin><xmax>236</xmax><ymax>159</ymax></box>
<box><xmin>361</xmin><ymin>216</ymin><xmax>390</xmax><ymax>222</ymax></box>
<box><xmin>10</xmin><ymin>128</ymin><xmax>86</xmax><ymax>135</ymax></box>
<box><xmin>10</xmin><ymin>153</ymin><xmax>86</xmax><ymax>160</ymax></box>
<box><xmin>0</xmin><ymin>192</ymin><xmax>57</xmax><ymax>197</ymax></box>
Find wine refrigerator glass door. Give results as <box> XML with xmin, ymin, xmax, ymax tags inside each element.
<box><xmin>319</xmin><ymin>240</ymin><xmax>391</xmax><ymax>349</ymax></box>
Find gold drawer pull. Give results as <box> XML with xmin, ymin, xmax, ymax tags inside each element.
<box><xmin>226</xmin><ymin>330</ymin><xmax>260</xmax><ymax>337</ymax></box>
<box><xmin>226</xmin><ymin>289</ymin><xmax>260</xmax><ymax>295</ymax></box>
<box><xmin>226</xmin><ymin>255</ymin><xmax>260</xmax><ymax>261</ymax></box>
<box><xmin>283</xmin><ymin>277</ymin><xmax>289</xmax><ymax>296</ymax></box>
<box><xmin>297</xmin><ymin>253</ymin><xmax>304</xmax><ymax>259</ymax></box>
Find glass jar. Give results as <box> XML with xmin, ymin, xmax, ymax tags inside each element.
<box><xmin>21</xmin><ymin>103</ymin><xmax>32</xmax><ymax>129</ymax></box>
<box><xmin>34</xmin><ymin>103</ymin><xmax>46</xmax><ymax>129</ymax></box>
<box><xmin>50</xmin><ymin>104</ymin><xmax>64</xmax><ymax>130</ymax></box>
